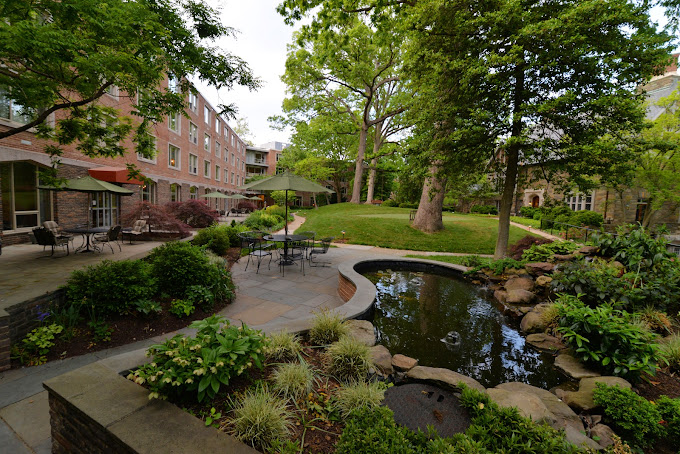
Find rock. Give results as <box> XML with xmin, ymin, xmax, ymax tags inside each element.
<box><xmin>554</xmin><ymin>353</ymin><xmax>601</xmax><ymax>380</ymax></box>
<box><xmin>526</xmin><ymin>333</ymin><xmax>567</xmax><ymax>352</ymax></box>
<box><xmin>563</xmin><ymin>376</ymin><xmax>632</xmax><ymax>412</ymax></box>
<box><xmin>525</xmin><ymin>262</ymin><xmax>555</xmax><ymax>276</ymax></box>
<box><xmin>552</xmin><ymin>254</ymin><xmax>576</xmax><ymax>262</ymax></box>
<box><xmin>504</xmin><ymin>267</ymin><xmax>525</xmax><ymax>275</ymax></box>
<box><xmin>406</xmin><ymin>366</ymin><xmax>485</xmax><ymax>393</ymax></box>
<box><xmin>576</xmin><ymin>245</ymin><xmax>598</xmax><ymax>256</ymax></box>
<box><xmin>369</xmin><ymin>345</ymin><xmax>393</xmax><ymax>375</ymax></box>
<box><xmin>495</xmin><ymin>382</ymin><xmax>581</xmax><ymax>430</ymax></box>
<box><xmin>505</xmin><ymin>289</ymin><xmax>536</xmax><ymax>305</ymax></box>
<box><xmin>591</xmin><ymin>415</ymin><xmax>602</xmax><ymax>425</ymax></box>
<box><xmin>520</xmin><ymin>312</ymin><xmax>546</xmax><ymax>333</ymax></box>
<box><xmin>591</xmin><ymin>424</ymin><xmax>616</xmax><ymax>448</ymax></box>
<box><xmin>494</xmin><ymin>289</ymin><xmax>508</xmax><ymax>304</ymax></box>
<box><xmin>563</xmin><ymin>424</ymin><xmax>603</xmax><ymax>451</ymax></box>
<box><xmin>345</xmin><ymin>320</ymin><xmax>376</xmax><ymax>347</ymax></box>
<box><xmin>535</xmin><ymin>275</ymin><xmax>553</xmax><ymax>287</ymax></box>
<box><xmin>610</xmin><ymin>261</ymin><xmax>625</xmax><ymax>270</ymax></box>
<box><xmin>505</xmin><ymin>276</ymin><xmax>535</xmax><ymax>292</ymax></box>
<box><xmin>553</xmin><ymin>388</ymin><xmax>568</xmax><ymax>400</ymax></box>
<box><xmin>516</xmin><ymin>306</ymin><xmax>534</xmax><ymax>315</ymax></box>
<box><xmin>487</xmin><ymin>389</ymin><xmax>556</xmax><ymax>425</ymax></box>
<box><xmin>392</xmin><ymin>354</ymin><xmax>418</xmax><ymax>371</ymax></box>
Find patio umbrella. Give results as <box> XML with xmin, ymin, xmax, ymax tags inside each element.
<box><xmin>239</xmin><ymin>170</ymin><xmax>334</xmax><ymax>235</ymax></box>
<box><xmin>201</xmin><ymin>191</ymin><xmax>229</xmax><ymax>199</ymax></box>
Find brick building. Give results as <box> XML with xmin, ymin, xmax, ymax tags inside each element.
<box><xmin>0</xmin><ymin>78</ymin><xmax>251</xmax><ymax>245</ymax></box>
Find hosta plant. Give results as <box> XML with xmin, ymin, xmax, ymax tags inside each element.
<box><xmin>128</xmin><ymin>315</ymin><xmax>265</xmax><ymax>402</ymax></box>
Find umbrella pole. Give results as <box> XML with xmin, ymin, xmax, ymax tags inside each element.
<box><xmin>285</xmin><ymin>189</ymin><xmax>289</xmax><ymax>236</ymax></box>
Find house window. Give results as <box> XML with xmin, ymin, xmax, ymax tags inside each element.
<box><xmin>189</xmin><ymin>186</ymin><xmax>197</xmax><ymax>200</ymax></box>
<box><xmin>1</xmin><ymin>162</ymin><xmax>53</xmax><ymax>231</ymax></box>
<box><xmin>168</xmin><ymin>112</ymin><xmax>180</xmax><ymax>133</ymax></box>
<box><xmin>141</xmin><ymin>182</ymin><xmax>156</xmax><ymax>203</ymax></box>
<box><xmin>215</xmin><ymin>141</ymin><xmax>221</xmax><ymax>158</ymax></box>
<box><xmin>204</xmin><ymin>133</ymin><xmax>210</xmax><ymax>152</ymax></box>
<box><xmin>104</xmin><ymin>85</ymin><xmax>118</xmax><ymax>99</ymax></box>
<box><xmin>237</xmin><ymin>157</ymin><xmax>240</xmax><ymax>169</ymax></box>
<box><xmin>215</xmin><ymin>165</ymin><xmax>221</xmax><ymax>181</ymax></box>
<box><xmin>566</xmin><ymin>193</ymin><xmax>592</xmax><ymax>211</ymax></box>
<box><xmin>189</xmin><ymin>154</ymin><xmax>198</xmax><ymax>175</ymax></box>
<box><xmin>231</xmin><ymin>134</ymin><xmax>235</xmax><ymax>147</ymax></box>
<box><xmin>188</xmin><ymin>93</ymin><xmax>198</xmax><ymax>112</ymax></box>
<box><xmin>276</xmin><ymin>153</ymin><xmax>281</xmax><ymax>162</ymax></box>
<box><xmin>168</xmin><ymin>144</ymin><xmax>180</xmax><ymax>169</ymax></box>
<box><xmin>215</xmin><ymin>118</ymin><xmax>220</xmax><ymax>134</ymax></box>
<box><xmin>230</xmin><ymin>172</ymin><xmax>234</xmax><ymax>184</ymax></box>
<box><xmin>168</xmin><ymin>75</ymin><xmax>179</xmax><ymax>93</ymax></box>
<box><xmin>231</xmin><ymin>153</ymin><xmax>235</xmax><ymax>165</ymax></box>
<box><xmin>204</xmin><ymin>106</ymin><xmax>210</xmax><ymax>124</ymax></box>
<box><xmin>170</xmin><ymin>183</ymin><xmax>181</xmax><ymax>202</ymax></box>
<box><xmin>137</xmin><ymin>135</ymin><xmax>158</xmax><ymax>163</ymax></box>
<box><xmin>635</xmin><ymin>199</ymin><xmax>648</xmax><ymax>223</ymax></box>
<box><xmin>189</xmin><ymin>122</ymin><xmax>198</xmax><ymax>144</ymax></box>
<box><xmin>204</xmin><ymin>160</ymin><xmax>210</xmax><ymax>178</ymax></box>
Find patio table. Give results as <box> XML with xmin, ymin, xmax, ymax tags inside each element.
<box><xmin>64</xmin><ymin>227</ymin><xmax>109</xmax><ymax>253</ymax></box>
<box><xmin>264</xmin><ymin>234</ymin><xmax>307</xmax><ymax>266</ymax></box>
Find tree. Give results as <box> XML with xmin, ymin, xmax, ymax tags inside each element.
<box><xmin>0</xmin><ymin>0</ymin><xmax>259</xmax><ymax>176</ymax></box>
<box><xmin>233</xmin><ymin>117</ymin><xmax>255</xmax><ymax>146</ymax></box>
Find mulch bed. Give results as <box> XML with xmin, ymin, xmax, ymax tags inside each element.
<box><xmin>636</xmin><ymin>369</ymin><xmax>680</xmax><ymax>400</ymax></box>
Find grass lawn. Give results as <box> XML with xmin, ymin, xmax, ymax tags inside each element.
<box><xmin>296</xmin><ymin>203</ymin><xmax>538</xmax><ymax>254</ymax></box>
<box><xmin>404</xmin><ymin>254</ymin><xmax>494</xmax><ymax>267</ymax></box>
<box><xmin>510</xmin><ymin>216</ymin><xmax>541</xmax><ymax>228</ymax></box>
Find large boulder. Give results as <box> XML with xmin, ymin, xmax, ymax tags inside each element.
<box><xmin>487</xmin><ymin>388</ymin><xmax>556</xmax><ymax>425</ymax></box>
<box><xmin>526</xmin><ymin>333</ymin><xmax>567</xmax><ymax>352</ymax></box>
<box><xmin>505</xmin><ymin>276</ymin><xmax>535</xmax><ymax>292</ymax></box>
<box><xmin>406</xmin><ymin>366</ymin><xmax>485</xmax><ymax>393</ymax></box>
<box><xmin>563</xmin><ymin>376</ymin><xmax>632</xmax><ymax>412</ymax></box>
<box><xmin>494</xmin><ymin>289</ymin><xmax>508</xmax><ymax>304</ymax></box>
<box><xmin>392</xmin><ymin>354</ymin><xmax>418</xmax><ymax>371</ymax></box>
<box><xmin>525</xmin><ymin>262</ymin><xmax>555</xmax><ymax>276</ymax></box>
<box><xmin>505</xmin><ymin>289</ymin><xmax>536</xmax><ymax>305</ymax></box>
<box><xmin>346</xmin><ymin>320</ymin><xmax>376</xmax><ymax>347</ymax></box>
<box><xmin>554</xmin><ymin>353</ymin><xmax>601</xmax><ymax>380</ymax></box>
<box><xmin>520</xmin><ymin>312</ymin><xmax>546</xmax><ymax>333</ymax></box>
<box><xmin>576</xmin><ymin>245</ymin><xmax>598</xmax><ymax>256</ymax></box>
<box><xmin>535</xmin><ymin>275</ymin><xmax>553</xmax><ymax>287</ymax></box>
<box><xmin>369</xmin><ymin>345</ymin><xmax>393</xmax><ymax>375</ymax></box>
<box><xmin>591</xmin><ymin>424</ymin><xmax>616</xmax><ymax>448</ymax></box>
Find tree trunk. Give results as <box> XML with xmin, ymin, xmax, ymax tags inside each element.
<box><xmin>350</xmin><ymin>125</ymin><xmax>369</xmax><ymax>204</ymax></box>
<box><xmin>412</xmin><ymin>162</ymin><xmax>447</xmax><ymax>233</ymax></box>
<box><xmin>365</xmin><ymin>157</ymin><xmax>378</xmax><ymax>204</ymax></box>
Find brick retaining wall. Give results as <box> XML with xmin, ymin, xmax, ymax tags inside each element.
<box><xmin>338</xmin><ymin>273</ymin><xmax>357</xmax><ymax>302</ymax></box>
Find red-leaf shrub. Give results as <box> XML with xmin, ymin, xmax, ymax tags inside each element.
<box><xmin>508</xmin><ymin>235</ymin><xmax>553</xmax><ymax>260</ymax></box>
<box><xmin>237</xmin><ymin>201</ymin><xmax>256</xmax><ymax>212</ymax></box>
<box><xmin>166</xmin><ymin>200</ymin><xmax>219</xmax><ymax>228</ymax></box>
<box><xmin>122</xmin><ymin>201</ymin><xmax>190</xmax><ymax>237</ymax></box>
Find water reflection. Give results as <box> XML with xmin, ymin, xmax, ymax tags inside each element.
<box><xmin>366</xmin><ymin>270</ymin><xmax>564</xmax><ymax>389</ymax></box>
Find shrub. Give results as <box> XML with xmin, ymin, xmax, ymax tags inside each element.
<box><xmin>169</xmin><ymin>299</ymin><xmax>195</xmax><ymax>318</ymax></box>
<box><xmin>192</xmin><ymin>224</ymin><xmax>231</xmax><ymax>255</ymax></box>
<box><xmin>244</xmin><ymin>211</ymin><xmax>282</xmax><ymax>230</ymax></box>
<box><xmin>236</xmin><ymin>201</ymin><xmax>256</xmax><ymax>212</ymax></box>
<box><xmin>460</xmin><ymin>255</ymin><xmax>487</xmax><ymax>268</ymax></box>
<box><xmin>133</xmin><ymin>299</ymin><xmax>162</xmax><ymax>316</ymax></box>
<box><xmin>64</xmin><ymin>260</ymin><xmax>156</xmax><ymax>314</ymax></box>
<box><xmin>382</xmin><ymin>199</ymin><xmax>398</xmax><ymax>207</ymax></box>
<box><xmin>147</xmin><ymin>241</ymin><xmax>219</xmax><ymax>298</ymax></box>
<box><xmin>569</xmin><ymin>210</ymin><xmax>603</xmax><ymax>227</ymax></box>
<box><xmin>657</xmin><ymin>396</ymin><xmax>680</xmax><ymax>445</ymax></box>
<box><xmin>636</xmin><ymin>306</ymin><xmax>672</xmax><ymax>335</ymax></box>
<box><xmin>592</xmin><ymin>226</ymin><xmax>674</xmax><ymax>270</ymax></box>
<box><xmin>264</xmin><ymin>331</ymin><xmax>302</xmax><ymax>362</ymax></box>
<box><xmin>519</xmin><ymin>206</ymin><xmax>537</xmax><ymax>218</ymax></box>
<box><xmin>532</xmin><ymin>211</ymin><xmax>542</xmax><ymax>220</ymax></box>
<box><xmin>556</xmin><ymin>294</ymin><xmax>662</xmax><ymax>380</ymax></box>
<box><xmin>308</xmin><ymin>309</ymin><xmax>348</xmax><ymax>345</ymax></box>
<box><xmin>660</xmin><ymin>334</ymin><xmax>680</xmax><ymax>371</ymax></box>
<box><xmin>470</xmin><ymin>205</ymin><xmax>498</xmax><ymax>215</ymax></box>
<box><xmin>521</xmin><ymin>240</ymin><xmax>580</xmax><ymax>262</ymax></box>
<box><xmin>592</xmin><ymin>384</ymin><xmax>665</xmax><ymax>448</ymax></box>
<box><xmin>264</xmin><ymin>204</ymin><xmax>288</xmax><ymax>219</ymax></box>
<box><xmin>398</xmin><ymin>202</ymin><xmax>418</xmax><ymax>209</ymax></box>
<box><xmin>129</xmin><ymin>315</ymin><xmax>265</xmax><ymax>402</ymax></box>
<box><xmin>166</xmin><ymin>200</ymin><xmax>219</xmax><ymax>228</ymax></box>
<box><xmin>336</xmin><ymin>406</ymin><xmax>424</xmax><ymax>454</ymax></box>
<box><xmin>540</xmin><ymin>304</ymin><xmax>560</xmax><ymax>328</ymax></box>
<box><xmin>22</xmin><ymin>323</ymin><xmax>63</xmax><ymax>356</ymax></box>
<box><xmin>326</xmin><ymin>336</ymin><xmax>373</xmax><ymax>382</ymax></box>
<box><xmin>335</xmin><ymin>381</ymin><xmax>386</xmax><ymax>417</ymax></box>
<box><xmin>508</xmin><ymin>235</ymin><xmax>552</xmax><ymax>261</ymax></box>
<box><xmin>470</xmin><ymin>257</ymin><xmax>524</xmax><ymax>275</ymax></box>
<box><xmin>272</xmin><ymin>361</ymin><xmax>315</xmax><ymax>400</ymax></box>
<box><xmin>231</xmin><ymin>388</ymin><xmax>293</xmax><ymax>452</ymax></box>
<box><xmin>271</xmin><ymin>190</ymin><xmax>295</xmax><ymax>207</ymax></box>
<box><xmin>122</xmin><ymin>201</ymin><xmax>190</xmax><ymax>237</ymax></box>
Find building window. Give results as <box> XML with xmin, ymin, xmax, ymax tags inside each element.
<box><xmin>635</xmin><ymin>199</ymin><xmax>648</xmax><ymax>223</ymax></box>
<box><xmin>168</xmin><ymin>112</ymin><xmax>180</xmax><ymax>133</ymax></box>
<box><xmin>104</xmin><ymin>85</ymin><xmax>118</xmax><ymax>99</ymax></box>
<box><xmin>170</xmin><ymin>183</ymin><xmax>181</xmax><ymax>202</ymax></box>
<box><xmin>137</xmin><ymin>135</ymin><xmax>158</xmax><ymax>163</ymax></box>
<box><xmin>215</xmin><ymin>165</ymin><xmax>221</xmax><ymax>181</ymax></box>
<box><xmin>204</xmin><ymin>160</ymin><xmax>210</xmax><ymax>178</ymax></box>
<box><xmin>231</xmin><ymin>153</ymin><xmax>235</xmax><ymax>165</ymax></box>
<box><xmin>141</xmin><ymin>182</ymin><xmax>156</xmax><ymax>203</ymax></box>
<box><xmin>237</xmin><ymin>157</ymin><xmax>240</xmax><ymax>169</ymax></box>
<box><xmin>276</xmin><ymin>153</ymin><xmax>281</xmax><ymax>162</ymax></box>
<box><xmin>231</xmin><ymin>134</ymin><xmax>235</xmax><ymax>147</ymax></box>
<box><xmin>189</xmin><ymin>154</ymin><xmax>198</xmax><ymax>175</ymax></box>
<box><xmin>1</xmin><ymin>162</ymin><xmax>53</xmax><ymax>231</ymax></box>
<box><xmin>189</xmin><ymin>122</ymin><xmax>198</xmax><ymax>144</ymax></box>
<box><xmin>215</xmin><ymin>141</ymin><xmax>221</xmax><ymax>158</ymax></box>
<box><xmin>168</xmin><ymin>144</ymin><xmax>180</xmax><ymax>169</ymax></box>
<box><xmin>215</xmin><ymin>118</ymin><xmax>220</xmax><ymax>134</ymax></box>
<box><xmin>168</xmin><ymin>75</ymin><xmax>179</xmax><ymax>93</ymax></box>
<box><xmin>204</xmin><ymin>106</ymin><xmax>210</xmax><ymax>124</ymax></box>
<box><xmin>188</xmin><ymin>93</ymin><xmax>198</xmax><ymax>112</ymax></box>
<box><xmin>204</xmin><ymin>133</ymin><xmax>210</xmax><ymax>152</ymax></box>
<box><xmin>190</xmin><ymin>186</ymin><xmax>197</xmax><ymax>200</ymax></box>
<box><xmin>566</xmin><ymin>193</ymin><xmax>592</xmax><ymax>211</ymax></box>
<box><xmin>91</xmin><ymin>192</ymin><xmax>119</xmax><ymax>228</ymax></box>
<box><xmin>230</xmin><ymin>172</ymin><xmax>234</xmax><ymax>184</ymax></box>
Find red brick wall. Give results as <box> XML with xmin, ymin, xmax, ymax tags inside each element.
<box><xmin>338</xmin><ymin>273</ymin><xmax>357</xmax><ymax>302</ymax></box>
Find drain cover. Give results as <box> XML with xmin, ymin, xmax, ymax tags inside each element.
<box><xmin>383</xmin><ymin>383</ymin><xmax>471</xmax><ymax>438</ymax></box>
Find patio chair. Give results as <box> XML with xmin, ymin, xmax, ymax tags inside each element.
<box><xmin>230</xmin><ymin>208</ymin><xmax>239</xmax><ymax>217</ymax></box>
<box><xmin>244</xmin><ymin>236</ymin><xmax>274</xmax><ymax>273</ymax></box>
<box><xmin>282</xmin><ymin>238</ymin><xmax>306</xmax><ymax>276</ymax></box>
<box><xmin>122</xmin><ymin>220</ymin><xmax>146</xmax><ymax>244</ymax></box>
<box><xmin>42</xmin><ymin>221</ymin><xmax>74</xmax><ymax>249</ymax></box>
<box><xmin>93</xmin><ymin>225</ymin><xmax>122</xmax><ymax>253</ymax></box>
<box><xmin>32</xmin><ymin>227</ymin><xmax>71</xmax><ymax>256</ymax></box>
<box><xmin>237</xmin><ymin>231</ymin><xmax>275</xmax><ymax>261</ymax></box>
<box><xmin>296</xmin><ymin>231</ymin><xmax>316</xmax><ymax>258</ymax></box>
<box><xmin>309</xmin><ymin>237</ymin><xmax>334</xmax><ymax>267</ymax></box>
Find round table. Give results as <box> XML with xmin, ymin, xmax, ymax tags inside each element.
<box><xmin>64</xmin><ymin>227</ymin><xmax>109</xmax><ymax>253</ymax></box>
<box><xmin>264</xmin><ymin>234</ymin><xmax>308</xmax><ymax>266</ymax></box>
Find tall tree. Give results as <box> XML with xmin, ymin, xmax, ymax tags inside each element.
<box><xmin>0</xmin><ymin>0</ymin><xmax>258</xmax><ymax>172</ymax></box>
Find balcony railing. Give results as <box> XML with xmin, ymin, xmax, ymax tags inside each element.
<box><xmin>246</xmin><ymin>158</ymin><xmax>267</xmax><ymax>165</ymax></box>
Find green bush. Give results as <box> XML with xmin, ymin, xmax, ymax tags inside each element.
<box><xmin>231</xmin><ymin>388</ymin><xmax>293</xmax><ymax>451</ymax></box>
<box><xmin>592</xmin><ymin>384</ymin><xmax>665</xmax><ymax>448</ymax></box>
<box><xmin>130</xmin><ymin>315</ymin><xmax>265</xmax><ymax>402</ymax></box>
<box><xmin>169</xmin><ymin>299</ymin><xmax>195</xmax><ymax>318</ymax></box>
<box><xmin>22</xmin><ymin>323</ymin><xmax>63</xmax><ymax>356</ymax></box>
<box><xmin>569</xmin><ymin>210</ymin><xmax>603</xmax><ymax>227</ymax></box>
<box><xmin>469</xmin><ymin>257</ymin><xmax>524</xmax><ymax>275</ymax></box>
<box><xmin>398</xmin><ymin>202</ymin><xmax>418</xmax><ymax>209</ymax></box>
<box><xmin>65</xmin><ymin>259</ymin><xmax>156</xmax><ymax>314</ymax></box>
<box><xmin>326</xmin><ymin>336</ymin><xmax>373</xmax><ymax>382</ymax></box>
<box><xmin>657</xmin><ymin>396</ymin><xmax>680</xmax><ymax>445</ymax></box>
<box><xmin>470</xmin><ymin>205</ymin><xmax>498</xmax><ymax>215</ymax></box>
<box><xmin>133</xmin><ymin>299</ymin><xmax>162</xmax><ymax>316</ymax></box>
<box><xmin>532</xmin><ymin>211</ymin><xmax>542</xmax><ymax>220</ymax></box>
<box><xmin>556</xmin><ymin>294</ymin><xmax>662</xmax><ymax>380</ymax></box>
<box><xmin>660</xmin><ymin>334</ymin><xmax>680</xmax><ymax>371</ymax></box>
<box><xmin>521</xmin><ymin>240</ymin><xmax>580</xmax><ymax>262</ymax></box>
<box><xmin>244</xmin><ymin>210</ymin><xmax>284</xmax><ymax>231</ymax></box>
<box><xmin>264</xmin><ymin>205</ymin><xmax>288</xmax><ymax>219</ymax></box>
<box><xmin>381</xmin><ymin>199</ymin><xmax>398</xmax><ymax>207</ymax></box>
<box><xmin>519</xmin><ymin>206</ymin><xmax>537</xmax><ymax>218</ymax></box>
<box><xmin>192</xmin><ymin>224</ymin><xmax>231</xmax><ymax>255</ymax></box>
<box><xmin>592</xmin><ymin>226</ymin><xmax>674</xmax><ymax>270</ymax></box>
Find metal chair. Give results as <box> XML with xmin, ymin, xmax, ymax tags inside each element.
<box><xmin>32</xmin><ymin>227</ymin><xmax>71</xmax><ymax>256</ymax></box>
<box><xmin>297</xmin><ymin>231</ymin><xmax>316</xmax><ymax>259</ymax></box>
<box><xmin>93</xmin><ymin>225</ymin><xmax>122</xmax><ymax>253</ymax></box>
<box><xmin>245</xmin><ymin>236</ymin><xmax>274</xmax><ymax>273</ymax></box>
<box><xmin>42</xmin><ymin>220</ymin><xmax>74</xmax><ymax>250</ymax></box>
<box><xmin>281</xmin><ymin>238</ymin><xmax>306</xmax><ymax>276</ymax></box>
<box><xmin>309</xmin><ymin>237</ymin><xmax>334</xmax><ymax>267</ymax></box>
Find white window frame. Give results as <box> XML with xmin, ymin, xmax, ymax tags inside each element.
<box><xmin>189</xmin><ymin>122</ymin><xmax>198</xmax><ymax>144</ymax></box>
<box><xmin>204</xmin><ymin>106</ymin><xmax>210</xmax><ymax>124</ymax></box>
<box><xmin>137</xmin><ymin>135</ymin><xmax>158</xmax><ymax>164</ymax></box>
<box><xmin>215</xmin><ymin>165</ymin><xmax>221</xmax><ymax>181</ymax></box>
<box><xmin>189</xmin><ymin>186</ymin><xmax>197</xmax><ymax>200</ymax></box>
<box><xmin>231</xmin><ymin>153</ymin><xmax>235</xmax><ymax>165</ymax></box>
<box><xmin>168</xmin><ymin>112</ymin><xmax>180</xmax><ymax>133</ymax></box>
<box><xmin>168</xmin><ymin>144</ymin><xmax>180</xmax><ymax>170</ymax></box>
<box><xmin>141</xmin><ymin>182</ymin><xmax>157</xmax><ymax>203</ymax></box>
<box><xmin>204</xmin><ymin>159</ymin><xmax>211</xmax><ymax>178</ymax></box>
<box><xmin>231</xmin><ymin>134</ymin><xmax>235</xmax><ymax>147</ymax></box>
<box><xmin>215</xmin><ymin>141</ymin><xmax>221</xmax><ymax>158</ymax></box>
<box><xmin>168</xmin><ymin>75</ymin><xmax>179</xmax><ymax>93</ymax></box>
<box><xmin>170</xmin><ymin>183</ymin><xmax>181</xmax><ymax>202</ymax></box>
<box><xmin>566</xmin><ymin>193</ymin><xmax>593</xmax><ymax>211</ymax></box>
<box><xmin>188</xmin><ymin>93</ymin><xmax>198</xmax><ymax>112</ymax></box>
<box><xmin>188</xmin><ymin>153</ymin><xmax>198</xmax><ymax>175</ymax></box>
<box><xmin>204</xmin><ymin>133</ymin><xmax>210</xmax><ymax>152</ymax></box>
<box><xmin>230</xmin><ymin>172</ymin><xmax>234</xmax><ymax>184</ymax></box>
<box><xmin>0</xmin><ymin>87</ymin><xmax>32</xmax><ymax>126</ymax></box>
<box><xmin>215</xmin><ymin>117</ymin><xmax>220</xmax><ymax>134</ymax></box>
<box><xmin>104</xmin><ymin>85</ymin><xmax>119</xmax><ymax>99</ymax></box>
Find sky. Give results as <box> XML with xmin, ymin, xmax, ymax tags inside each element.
<box><xmin>193</xmin><ymin>2</ymin><xmax>675</xmax><ymax>147</ymax></box>
<box><xmin>192</xmin><ymin>1</ymin><xmax>298</xmax><ymax>147</ymax></box>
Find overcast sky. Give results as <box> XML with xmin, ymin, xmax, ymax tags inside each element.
<box><xmin>193</xmin><ymin>2</ymin><xmax>674</xmax><ymax>147</ymax></box>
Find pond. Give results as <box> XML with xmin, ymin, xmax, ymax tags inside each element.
<box><xmin>363</xmin><ymin>267</ymin><xmax>565</xmax><ymax>389</ymax></box>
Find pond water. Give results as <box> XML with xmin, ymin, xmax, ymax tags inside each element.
<box><xmin>364</xmin><ymin>268</ymin><xmax>565</xmax><ymax>389</ymax></box>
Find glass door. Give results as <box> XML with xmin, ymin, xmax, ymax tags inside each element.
<box><xmin>91</xmin><ymin>192</ymin><xmax>119</xmax><ymax>228</ymax></box>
